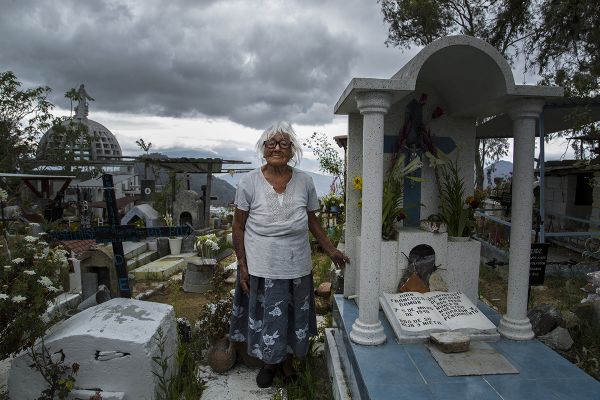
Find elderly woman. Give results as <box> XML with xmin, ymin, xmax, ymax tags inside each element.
<box><xmin>229</xmin><ymin>121</ymin><xmax>348</xmax><ymax>388</ymax></box>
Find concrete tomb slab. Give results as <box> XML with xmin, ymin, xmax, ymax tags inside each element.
<box><xmin>9</xmin><ymin>298</ymin><xmax>177</xmax><ymax>400</ymax></box>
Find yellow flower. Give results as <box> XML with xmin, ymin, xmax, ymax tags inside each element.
<box><xmin>352</xmin><ymin>175</ymin><xmax>363</xmax><ymax>191</ymax></box>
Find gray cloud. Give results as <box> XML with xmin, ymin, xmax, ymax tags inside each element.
<box><xmin>0</xmin><ymin>0</ymin><xmax>363</xmax><ymax>129</ymax></box>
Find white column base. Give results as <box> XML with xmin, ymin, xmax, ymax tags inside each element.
<box><xmin>497</xmin><ymin>315</ymin><xmax>535</xmax><ymax>340</ymax></box>
<box><xmin>349</xmin><ymin>318</ymin><xmax>386</xmax><ymax>346</ymax></box>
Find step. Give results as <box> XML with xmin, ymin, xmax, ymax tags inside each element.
<box><xmin>127</xmin><ymin>250</ymin><xmax>159</xmax><ymax>271</ymax></box>
<box><xmin>122</xmin><ymin>241</ymin><xmax>148</xmax><ymax>260</ymax></box>
<box><xmin>132</xmin><ymin>252</ymin><xmax>195</xmax><ymax>281</ymax></box>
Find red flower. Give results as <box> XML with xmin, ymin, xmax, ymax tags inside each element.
<box><xmin>432</xmin><ymin>106</ymin><xmax>444</xmax><ymax>119</ymax></box>
<box><xmin>397</xmin><ymin>211</ymin><xmax>407</xmax><ymax>220</ymax></box>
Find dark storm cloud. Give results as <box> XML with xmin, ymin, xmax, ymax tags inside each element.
<box><xmin>0</xmin><ymin>0</ymin><xmax>360</xmax><ymax>128</ymax></box>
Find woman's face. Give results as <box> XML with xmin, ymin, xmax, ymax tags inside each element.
<box><xmin>263</xmin><ymin>133</ymin><xmax>293</xmax><ymax>167</ymax></box>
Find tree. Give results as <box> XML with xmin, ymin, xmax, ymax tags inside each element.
<box><xmin>531</xmin><ymin>0</ymin><xmax>600</xmax><ymax>159</ymax></box>
<box><xmin>380</xmin><ymin>1</ymin><xmax>600</xmax><ymax>169</ymax></box>
<box><xmin>304</xmin><ymin>132</ymin><xmax>345</xmax><ymax>195</ymax></box>
<box><xmin>0</xmin><ymin>71</ymin><xmax>54</xmax><ymax>173</ymax></box>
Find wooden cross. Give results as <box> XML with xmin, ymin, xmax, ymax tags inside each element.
<box><xmin>47</xmin><ymin>174</ymin><xmax>193</xmax><ymax>298</ymax></box>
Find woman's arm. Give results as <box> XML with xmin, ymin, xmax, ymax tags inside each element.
<box><xmin>307</xmin><ymin>211</ymin><xmax>349</xmax><ymax>270</ymax></box>
<box><xmin>232</xmin><ymin>207</ymin><xmax>250</xmax><ymax>294</ymax></box>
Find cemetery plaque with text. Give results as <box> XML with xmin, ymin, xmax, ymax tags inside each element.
<box><xmin>530</xmin><ymin>243</ymin><xmax>549</xmax><ymax>285</ymax></box>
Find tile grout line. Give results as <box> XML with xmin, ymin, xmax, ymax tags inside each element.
<box><xmin>404</xmin><ymin>347</ymin><xmax>428</xmax><ymax>385</ymax></box>
<box><xmin>482</xmin><ymin>376</ymin><xmax>506</xmax><ymax>400</ymax></box>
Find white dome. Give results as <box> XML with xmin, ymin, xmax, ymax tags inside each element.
<box><xmin>37</xmin><ymin>117</ymin><xmax>122</xmax><ymax>162</ymax></box>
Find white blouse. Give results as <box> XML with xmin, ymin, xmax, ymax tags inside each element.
<box><xmin>234</xmin><ymin>167</ymin><xmax>320</xmax><ymax>279</ymax></box>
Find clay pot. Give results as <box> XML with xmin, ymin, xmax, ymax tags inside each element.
<box><xmin>207</xmin><ymin>337</ymin><xmax>236</xmax><ymax>373</ymax></box>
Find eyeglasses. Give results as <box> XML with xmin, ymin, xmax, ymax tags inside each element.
<box><xmin>264</xmin><ymin>139</ymin><xmax>292</xmax><ymax>149</ymax></box>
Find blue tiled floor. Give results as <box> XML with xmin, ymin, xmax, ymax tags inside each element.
<box><xmin>333</xmin><ymin>295</ymin><xmax>600</xmax><ymax>400</ymax></box>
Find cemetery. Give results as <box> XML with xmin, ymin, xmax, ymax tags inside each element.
<box><xmin>1</xmin><ymin>34</ymin><xmax>600</xmax><ymax>400</ymax></box>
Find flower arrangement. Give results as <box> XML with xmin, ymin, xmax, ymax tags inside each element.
<box><xmin>195</xmin><ymin>233</ymin><xmax>220</xmax><ymax>259</ymax></box>
<box><xmin>382</xmin><ymin>153</ymin><xmax>424</xmax><ymax>239</ymax></box>
<box><xmin>163</xmin><ymin>212</ymin><xmax>174</xmax><ymax>227</ymax></box>
<box><xmin>352</xmin><ymin>153</ymin><xmax>423</xmax><ymax>240</ymax></box>
<box><xmin>320</xmin><ymin>192</ymin><xmax>344</xmax><ymax>212</ymax></box>
<box><xmin>0</xmin><ymin>235</ymin><xmax>68</xmax><ymax>358</ymax></box>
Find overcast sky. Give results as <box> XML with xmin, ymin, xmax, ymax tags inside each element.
<box><xmin>0</xmin><ymin>0</ymin><xmax>574</xmax><ymax>173</ymax></box>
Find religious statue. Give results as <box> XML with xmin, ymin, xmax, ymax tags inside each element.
<box><xmin>75</xmin><ymin>84</ymin><xmax>94</xmax><ymax>118</ymax></box>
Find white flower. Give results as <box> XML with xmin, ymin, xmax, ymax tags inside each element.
<box><xmin>12</xmin><ymin>258</ymin><xmax>24</xmax><ymax>264</ymax></box>
<box><xmin>24</xmin><ymin>235</ymin><xmax>38</xmax><ymax>243</ymax></box>
<box><xmin>0</xmin><ymin>188</ymin><xmax>7</xmax><ymax>203</ymax></box>
<box><xmin>0</xmin><ymin>293</ymin><xmax>9</xmax><ymax>300</ymax></box>
<box><xmin>23</xmin><ymin>270</ymin><xmax>36</xmax><ymax>276</ymax></box>
<box><xmin>12</xmin><ymin>295</ymin><xmax>26</xmax><ymax>303</ymax></box>
<box><xmin>3</xmin><ymin>265</ymin><xmax>11</xmax><ymax>270</ymax></box>
<box><xmin>38</xmin><ymin>241</ymin><xmax>48</xmax><ymax>247</ymax></box>
<box><xmin>47</xmin><ymin>286</ymin><xmax>61</xmax><ymax>293</ymax></box>
<box><xmin>38</xmin><ymin>276</ymin><xmax>53</xmax><ymax>287</ymax></box>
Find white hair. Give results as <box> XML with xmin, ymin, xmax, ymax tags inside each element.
<box><xmin>255</xmin><ymin>121</ymin><xmax>303</xmax><ymax>166</ymax></box>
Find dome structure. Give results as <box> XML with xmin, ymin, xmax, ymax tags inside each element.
<box><xmin>36</xmin><ymin>84</ymin><xmax>122</xmax><ymax>161</ymax></box>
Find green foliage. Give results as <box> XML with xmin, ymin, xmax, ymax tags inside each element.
<box><xmin>0</xmin><ymin>71</ymin><xmax>54</xmax><ymax>174</ymax></box>
<box><xmin>0</xmin><ymin>235</ymin><xmax>68</xmax><ymax>359</ymax></box>
<box><xmin>195</xmin><ymin>298</ymin><xmax>232</xmax><ymax>351</ymax></box>
<box><xmin>437</xmin><ymin>155</ymin><xmax>473</xmax><ymax>237</ymax></box>
<box><xmin>152</xmin><ymin>327</ymin><xmax>204</xmax><ymax>400</ymax></box>
<box><xmin>28</xmin><ymin>341</ymin><xmax>79</xmax><ymax>400</ymax></box>
<box><xmin>379</xmin><ymin>0</ymin><xmax>534</xmax><ymax>59</ymax></box>
<box><xmin>382</xmin><ymin>154</ymin><xmax>423</xmax><ymax>240</ymax></box>
<box><xmin>305</xmin><ymin>132</ymin><xmax>345</xmax><ymax>195</ymax></box>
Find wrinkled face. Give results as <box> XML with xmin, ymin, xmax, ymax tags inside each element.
<box><xmin>263</xmin><ymin>132</ymin><xmax>293</xmax><ymax>167</ymax></box>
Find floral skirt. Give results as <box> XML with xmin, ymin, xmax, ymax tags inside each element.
<box><xmin>228</xmin><ymin>271</ymin><xmax>317</xmax><ymax>364</ymax></box>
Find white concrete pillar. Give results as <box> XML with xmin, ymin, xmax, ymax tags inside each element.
<box><xmin>498</xmin><ymin>99</ymin><xmax>544</xmax><ymax>340</ymax></box>
<box><xmin>349</xmin><ymin>91</ymin><xmax>391</xmax><ymax>346</ymax></box>
<box><xmin>344</xmin><ymin>113</ymin><xmax>363</xmax><ymax>297</ymax></box>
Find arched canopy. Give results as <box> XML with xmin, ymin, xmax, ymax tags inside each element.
<box><xmin>334</xmin><ymin>35</ymin><xmax>562</xmax><ymax>119</ymax></box>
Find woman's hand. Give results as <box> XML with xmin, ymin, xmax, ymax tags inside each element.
<box><xmin>239</xmin><ymin>263</ymin><xmax>250</xmax><ymax>295</ymax></box>
<box><xmin>328</xmin><ymin>248</ymin><xmax>350</xmax><ymax>270</ymax></box>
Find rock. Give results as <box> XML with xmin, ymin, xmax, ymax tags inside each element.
<box><xmin>430</xmin><ymin>331</ymin><xmax>470</xmax><ymax>353</ymax></box>
<box><xmin>561</xmin><ymin>310</ymin><xmax>580</xmax><ymax>330</ymax></box>
<box><xmin>399</xmin><ymin>272</ymin><xmax>429</xmax><ymax>294</ymax></box>
<box><xmin>330</xmin><ymin>267</ymin><xmax>344</xmax><ymax>294</ymax></box>
<box><xmin>77</xmin><ymin>284</ymin><xmax>111</xmax><ymax>311</ymax></box>
<box><xmin>527</xmin><ymin>304</ymin><xmax>564</xmax><ymax>337</ymax></box>
<box><xmin>315</xmin><ymin>297</ymin><xmax>331</xmax><ymax>314</ymax></box>
<box><xmin>316</xmin><ymin>282</ymin><xmax>332</xmax><ymax>298</ymax></box>
<box><xmin>538</xmin><ymin>327</ymin><xmax>574</xmax><ymax>351</ymax></box>
<box><xmin>428</xmin><ymin>270</ymin><xmax>448</xmax><ymax>292</ymax></box>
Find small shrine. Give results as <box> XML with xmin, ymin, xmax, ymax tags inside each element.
<box><xmin>336</xmin><ymin>35</ymin><xmax>564</xmax><ymax>346</ymax></box>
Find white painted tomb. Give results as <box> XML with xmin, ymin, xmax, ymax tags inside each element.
<box><xmin>337</xmin><ymin>35</ymin><xmax>564</xmax><ymax>346</ymax></box>
<box><xmin>9</xmin><ymin>298</ymin><xmax>178</xmax><ymax>400</ymax></box>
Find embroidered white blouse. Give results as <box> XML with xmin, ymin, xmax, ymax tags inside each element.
<box><xmin>234</xmin><ymin>167</ymin><xmax>320</xmax><ymax>279</ymax></box>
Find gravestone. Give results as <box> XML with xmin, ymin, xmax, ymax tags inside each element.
<box><xmin>183</xmin><ymin>256</ymin><xmax>217</xmax><ymax>293</ymax></box>
<box><xmin>173</xmin><ymin>190</ymin><xmax>204</xmax><ymax>229</ymax></box>
<box><xmin>120</xmin><ymin>204</ymin><xmax>160</xmax><ymax>227</ymax></box>
<box><xmin>9</xmin><ymin>298</ymin><xmax>178</xmax><ymax>400</ymax></box>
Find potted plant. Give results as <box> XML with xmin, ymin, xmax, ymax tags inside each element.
<box><xmin>163</xmin><ymin>213</ymin><xmax>182</xmax><ymax>255</ymax></box>
<box><xmin>436</xmin><ymin>154</ymin><xmax>477</xmax><ymax>240</ymax></box>
<box><xmin>196</xmin><ymin>298</ymin><xmax>236</xmax><ymax>373</ymax></box>
<box><xmin>321</xmin><ymin>192</ymin><xmax>344</xmax><ymax>213</ymax></box>
<box><xmin>194</xmin><ymin>233</ymin><xmax>220</xmax><ymax>261</ymax></box>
